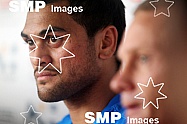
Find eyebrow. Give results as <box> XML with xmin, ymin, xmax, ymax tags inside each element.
<box><xmin>21</xmin><ymin>27</ymin><xmax>66</xmax><ymax>38</ymax></box>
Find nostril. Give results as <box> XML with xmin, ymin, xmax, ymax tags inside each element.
<box><xmin>40</xmin><ymin>55</ymin><xmax>52</xmax><ymax>65</ymax></box>
<box><xmin>40</xmin><ymin>61</ymin><xmax>48</xmax><ymax>67</ymax></box>
<box><xmin>30</xmin><ymin>53</ymin><xmax>52</xmax><ymax>69</ymax></box>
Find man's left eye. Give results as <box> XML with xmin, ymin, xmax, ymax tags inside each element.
<box><xmin>49</xmin><ymin>37</ymin><xmax>58</xmax><ymax>44</ymax></box>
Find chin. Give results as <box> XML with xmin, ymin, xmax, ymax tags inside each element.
<box><xmin>38</xmin><ymin>93</ymin><xmax>62</xmax><ymax>102</ymax></box>
<box><xmin>37</xmin><ymin>89</ymin><xmax>60</xmax><ymax>102</ymax></box>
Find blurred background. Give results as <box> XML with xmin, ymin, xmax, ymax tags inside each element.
<box><xmin>0</xmin><ymin>0</ymin><xmax>143</xmax><ymax>124</ymax></box>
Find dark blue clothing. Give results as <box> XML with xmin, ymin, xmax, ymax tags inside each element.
<box><xmin>58</xmin><ymin>95</ymin><xmax>126</xmax><ymax>124</ymax></box>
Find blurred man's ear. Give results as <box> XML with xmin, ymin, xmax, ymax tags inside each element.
<box><xmin>98</xmin><ymin>26</ymin><xmax>118</xmax><ymax>59</ymax></box>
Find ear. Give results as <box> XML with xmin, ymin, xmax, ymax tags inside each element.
<box><xmin>99</xmin><ymin>26</ymin><xmax>118</xmax><ymax>59</ymax></box>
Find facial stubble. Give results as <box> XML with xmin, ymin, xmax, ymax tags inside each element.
<box><xmin>36</xmin><ymin>42</ymin><xmax>101</xmax><ymax>102</ymax></box>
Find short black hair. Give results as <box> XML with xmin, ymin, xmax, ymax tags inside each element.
<box><xmin>31</xmin><ymin>0</ymin><xmax>126</xmax><ymax>50</ymax></box>
<box><xmin>68</xmin><ymin>0</ymin><xmax>126</xmax><ymax>46</ymax></box>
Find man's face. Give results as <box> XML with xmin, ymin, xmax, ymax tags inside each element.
<box><xmin>22</xmin><ymin>1</ymin><xmax>101</xmax><ymax>102</ymax></box>
<box><xmin>111</xmin><ymin>11</ymin><xmax>187</xmax><ymax>123</ymax></box>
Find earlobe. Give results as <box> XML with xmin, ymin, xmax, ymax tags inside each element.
<box><xmin>99</xmin><ymin>26</ymin><xmax>118</xmax><ymax>59</ymax></box>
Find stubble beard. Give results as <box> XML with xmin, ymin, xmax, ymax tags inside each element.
<box><xmin>36</xmin><ymin>42</ymin><xmax>101</xmax><ymax>102</ymax></box>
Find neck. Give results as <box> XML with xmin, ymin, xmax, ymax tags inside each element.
<box><xmin>64</xmin><ymin>81</ymin><xmax>115</xmax><ymax>124</ymax></box>
<box><xmin>64</xmin><ymin>58</ymin><xmax>118</xmax><ymax>124</ymax></box>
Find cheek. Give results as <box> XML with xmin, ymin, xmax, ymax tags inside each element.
<box><xmin>50</xmin><ymin>43</ymin><xmax>77</xmax><ymax>63</ymax></box>
<box><xmin>142</xmin><ymin>56</ymin><xmax>170</xmax><ymax>82</ymax></box>
<box><xmin>30</xmin><ymin>57</ymin><xmax>38</xmax><ymax>68</ymax></box>
<box><xmin>149</xmin><ymin>62</ymin><xmax>171</xmax><ymax>99</ymax></box>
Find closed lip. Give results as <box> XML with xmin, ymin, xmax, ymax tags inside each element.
<box><xmin>126</xmin><ymin>103</ymin><xmax>141</xmax><ymax>109</ymax></box>
<box><xmin>35</xmin><ymin>71</ymin><xmax>57</xmax><ymax>79</ymax></box>
<box><xmin>125</xmin><ymin>102</ymin><xmax>142</xmax><ymax>116</ymax></box>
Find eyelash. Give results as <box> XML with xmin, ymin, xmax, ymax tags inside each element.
<box><xmin>47</xmin><ymin>36</ymin><xmax>62</xmax><ymax>44</ymax></box>
<box><xmin>25</xmin><ymin>36</ymin><xmax>64</xmax><ymax>45</ymax></box>
<box><xmin>26</xmin><ymin>40</ymin><xmax>35</xmax><ymax>46</ymax></box>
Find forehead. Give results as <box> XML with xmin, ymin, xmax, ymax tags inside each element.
<box><xmin>23</xmin><ymin>1</ymin><xmax>75</xmax><ymax>35</ymax></box>
<box><xmin>118</xmin><ymin>11</ymin><xmax>172</xmax><ymax>57</ymax></box>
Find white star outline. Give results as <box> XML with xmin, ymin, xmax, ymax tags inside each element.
<box><xmin>149</xmin><ymin>0</ymin><xmax>174</xmax><ymax>17</ymax></box>
<box><xmin>20</xmin><ymin>105</ymin><xmax>42</xmax><ymax>124</ymax></box>
<box><xmin>134</xmin><ymin>77</ymin><xmax>167</xmax><ymax>109</ymax></box>
<box><xmin>29</xmin><ymin>25</ymin><xmax>75</xmax><ymax>74</ymax></box>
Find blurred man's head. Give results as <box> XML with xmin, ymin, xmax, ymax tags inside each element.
<box><xmin>21</xmin><ymin>0</ymin><xmax>125</xmax><ymax>102</ymax></box>
<box><xmin>111</xmin><ymin>0</ymin><xmax>187</xmax><ymax>123</ymax></box>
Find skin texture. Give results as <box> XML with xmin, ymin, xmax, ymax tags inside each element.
<box><xmin>22</xmin><ymin>1</ymin><xmax>118</xmax><ymax>123</ymax></box>
<box><xmin>110</xmin><ymin>9</ymin><xmax>187</xmax><ymax>124</ymax></box>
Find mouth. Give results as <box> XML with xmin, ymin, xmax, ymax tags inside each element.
<box><xmin>35</xmin><ymin>71</ymin><xmax>57</xmax><ymax>81</ymax></box>
<box><xmin>125</xmin><ymin>103</ymin><xmax>142</xmax><ymax>116</ymax></box>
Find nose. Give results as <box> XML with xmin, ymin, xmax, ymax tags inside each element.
<box><xmin>110</xmin><ymin>62</ymin><xmax>135</xmax><ymax>93</ymax></box>
<box><xmin>30</xmin><ymin>41</ymin><xmax>52</xmax><ymax>67</ymax></box>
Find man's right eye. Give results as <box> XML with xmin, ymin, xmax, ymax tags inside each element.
<box><xmin>27</xmin><ymin>40</ymin><xmax>35</xmax><ymax>46</ymax></box>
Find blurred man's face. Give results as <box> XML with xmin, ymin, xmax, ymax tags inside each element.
<box><xmin>21</xmin><ymin>1</ymin><xmax>101</xmax><ymax>102</ymax></box>
<box><xmin>111</xmin><ymin>11</ymin><xmax>187</xmax><ymax>123</ymax></box>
